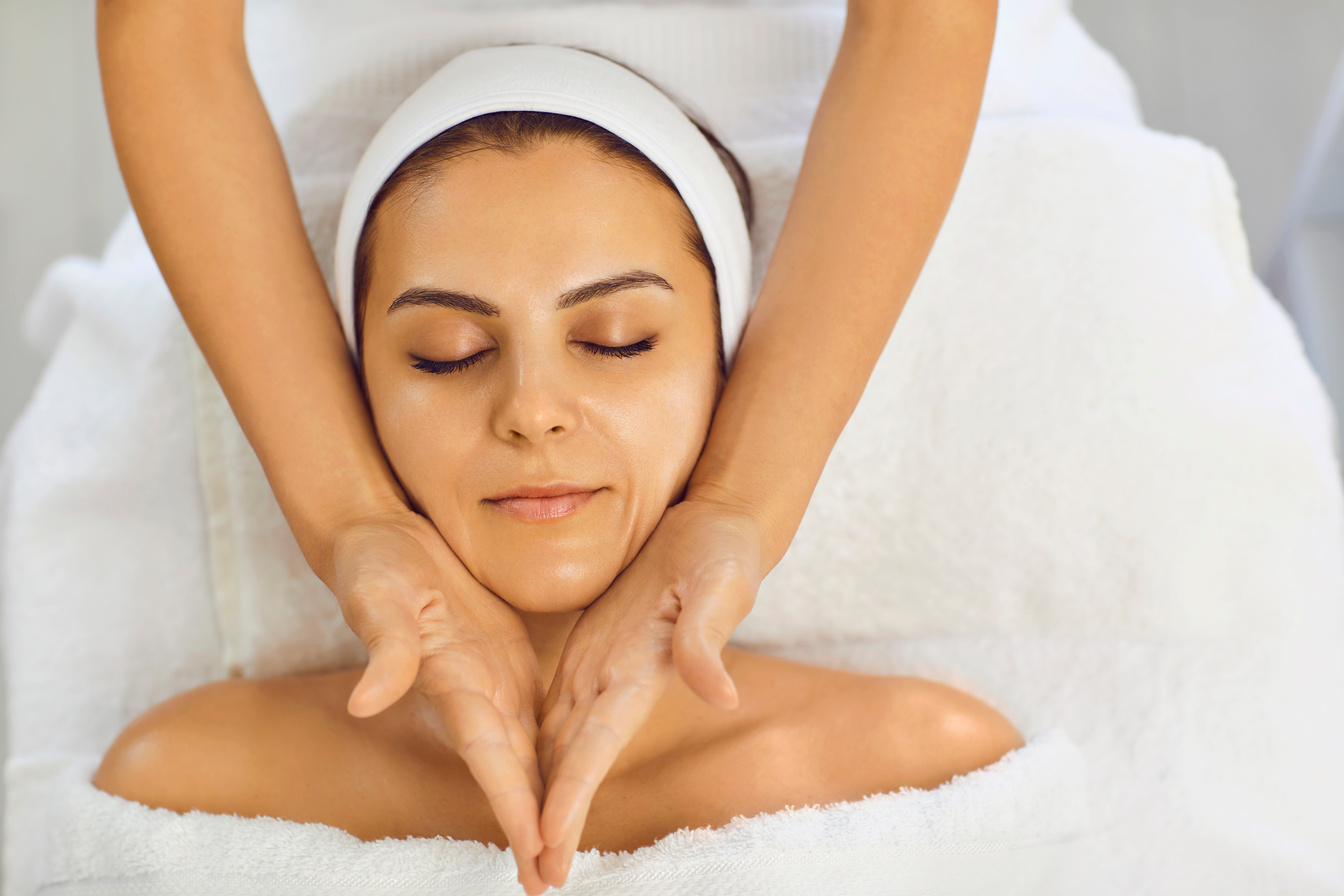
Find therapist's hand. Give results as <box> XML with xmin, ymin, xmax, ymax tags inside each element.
<box><xmin>329</xmin><ymin>510</ymin><xmax>549</xmax><ymax>895</ymax></box>
<box><xmin>534</xmin><ymin>498</ymin><xmax>764</xmax><ymax>887</ymax></box>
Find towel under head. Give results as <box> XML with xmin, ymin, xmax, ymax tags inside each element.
<box><xmin>331</xmin><ymin>43</ymin><xmax>754</xmax><ymax>368</ymax></box>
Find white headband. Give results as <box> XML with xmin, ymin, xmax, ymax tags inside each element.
<box><xmin>333</xmin><ymin>44</ymin><xmax>753</xmax><ymax>369</ymax></box>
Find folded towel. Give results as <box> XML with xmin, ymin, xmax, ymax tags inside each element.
<box><xmin>35</xmin><ymin>732</ymin><xmax>1090</xmax><ymax>896</ymax></box>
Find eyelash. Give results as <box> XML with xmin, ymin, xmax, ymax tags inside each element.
<box><xmin>586</xmin><ymin>336</ymin><xmax>658</xmax><ymax>359</ymax></box>
<box><xmin>411</xmin><ymin>352</ymin><xmax>489</xmax><ymax>376</ymax></box>
<box><xmin>410</xmin><ymin>337</ymin><xmax>658</xmax><ymax>375</ymax></box>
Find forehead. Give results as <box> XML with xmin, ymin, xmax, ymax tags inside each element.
<box><xmin>367</xmin><ymin>140</ymin><xmax>698</xmax><ymax>307</ymax></box>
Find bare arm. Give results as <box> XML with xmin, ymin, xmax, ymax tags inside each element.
<box><xmin>690</xmin><ymin>0</ymin><xmax>998</xmax><ymax>569</ymax></box>
<box><xmin>96</xmin><ymin>0</ymin><xmax>399</xmax><ymax>567</ymax></box>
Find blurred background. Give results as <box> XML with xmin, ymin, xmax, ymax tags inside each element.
<box><xmin>2</xmin><ymin>0</ymin><xmax>1344</xmax><ymax>835</ymax></box>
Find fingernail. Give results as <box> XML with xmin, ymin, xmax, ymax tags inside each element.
<box><xmin>542</xmin><ymin>815</ymin><xmax>570</xmax><ymax>850</ymax></box>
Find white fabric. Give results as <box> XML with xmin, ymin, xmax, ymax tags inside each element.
<box><xmin>330</xmin><ymin>44</ymin><xmax>754</xmax><ymax>368</ymax></box>
<box><xmin>6</xmin><ymin>2</ymin><xmax>1341</xmax><ymax>895</ymax></box>
<box><xmin>33</xmin><ymin>732</ymin><xmax>1088</xmax><ymax>895</ymax></box>
<box><xmin>238</xmin><ymin>0</ymin><xmax>1143</xmax><ymax>137</ymax></box>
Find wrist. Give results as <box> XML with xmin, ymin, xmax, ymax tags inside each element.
<box><xmin>681</xmin><ymin>480</ymin><xmax>790</xmax><ymax>574</ymax></box>
<box><xmin>280</xmin><ymin>475</ymin><xmax>412</xmax><ymax>589</ymax></box>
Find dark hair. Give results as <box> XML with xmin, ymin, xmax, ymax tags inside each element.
<box><xmin>352</xmin><ymin>46</ymin><xmax>754</xmax><ymax>374</ymax></box>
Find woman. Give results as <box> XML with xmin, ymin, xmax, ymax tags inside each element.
<box><xmin>94</xmin><ymin>46</ymin><xmax>1021</xmax><ymax>896</ymax></box>
<box><xmin>96</xmin><ymin>2</ymin><xmax>996</xmax><ymax>890</ymax></box>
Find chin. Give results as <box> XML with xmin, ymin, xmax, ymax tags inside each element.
<box><xmin>479</xmin><ymin>560</ymin><xmax>616</xmax><ymax>615</ymax></box>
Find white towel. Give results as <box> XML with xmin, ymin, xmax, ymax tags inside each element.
<box><xmin>5</xmin><ymin>3</ymin><xmax>1341</xmax><ymax>895</ymax></box>
<box><xmin>36</xmin><ymin>732</ymin><xmax>1089</xmax><ymax>896</ymax></box>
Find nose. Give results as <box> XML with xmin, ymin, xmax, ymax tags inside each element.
<box><xmin>491</xmin><ymin>349</ymin><xmax>581</xmax><ymax>444</ymax></box>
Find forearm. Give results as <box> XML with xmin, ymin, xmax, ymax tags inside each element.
<box><xmin>97</xmin><ymin>0</ymin><xmax>405</xmax><ymax>582</ymax></box>
<box><xmin>686</xmin><ymin>0</ymin><xmax>996</xmax><ymax>570</ymax></box>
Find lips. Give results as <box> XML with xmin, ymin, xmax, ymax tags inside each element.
<box><xmin>484</xmin><ymin>484</ymin><xmax>602</xmax><ymax>522</ymax></box>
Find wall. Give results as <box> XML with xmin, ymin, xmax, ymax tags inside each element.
<box><xmin>0</xmin><ymin>1</ymin><xmax>128</xmax><ymax>449</ymax></box>
<box><xmin>1072</xmin><ymin>0</ymin><xmax>1344</xmax><ymax>272</ymax></box>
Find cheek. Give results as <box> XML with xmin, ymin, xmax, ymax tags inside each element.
<box><xmin>367</xmin><ymin>365</ymin><xmax>482</xmax><ymax>525</ymax></box>
<box><xmin>600</xmin><ymin>356</ymin><xmax>718</xmax><ymax>533</ymax></box>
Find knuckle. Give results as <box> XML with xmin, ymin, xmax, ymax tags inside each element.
<box><xmin>457</xmin><ymin>723</ymin><xmax>510</xmax><ymax>758</ymax></box>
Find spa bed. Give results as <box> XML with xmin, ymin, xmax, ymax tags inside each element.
<box><xmin>4</xmin><ymin>1</ymin><xmax>1342</xmax><ymax>893</ymax></box>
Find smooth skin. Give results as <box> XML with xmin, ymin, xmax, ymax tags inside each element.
<box><xmin>95</xmin><ymin>141</ymin><xmax>1023</xmax><ymax>893</ymax></box>
<box><xmin>96</xmin><ymin>0</ymin><xmax>996</xmax><ymax>888</ymax></box>
<box><xmin>95</xmin><ymin>664</ymin><xmax>1021</xmax><ymax>876</ymax></box>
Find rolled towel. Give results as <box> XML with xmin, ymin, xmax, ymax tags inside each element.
<box><xmin>37</xmin><ymin>731</ymin><xmax>1091</xmax><ymax>896</ymax></box>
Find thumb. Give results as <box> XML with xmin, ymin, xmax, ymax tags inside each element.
<box><xmin>345</xmin><ymin>595</ymin><xmax>422</xmax><ymax>718</ymax></box>
<box><xmin>672</xmin><ymin>570</ymin><xmax>755</xmax><ymax>710</ymax></box>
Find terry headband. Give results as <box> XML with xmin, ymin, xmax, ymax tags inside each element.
<box><xmin>333</xmin><ymin>44</ymin><xmax>754</xmax><ymax>368</ymax></box>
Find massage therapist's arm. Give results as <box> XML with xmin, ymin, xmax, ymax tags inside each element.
<box><xmin>95</xmin><ymin>3</ymin><xmax>549</xmax><ymax>890</ymax></box>
<box><xmin>536</xmin><ymin>0</ymin><xmax>997</xmax><ymax>881</ymax></box>
<box><xmin>693</xmin><ymin>0</ymin><xmax>997</xmax><ymax>564</ymax></box>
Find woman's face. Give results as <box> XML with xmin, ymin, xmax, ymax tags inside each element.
<box><xmin>361</xmin><ymin>139</ymin><xmax>721</xmax><ymax>613</ymax></box>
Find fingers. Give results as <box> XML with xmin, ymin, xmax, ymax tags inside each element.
<box><xmin>537</xmin><ymin>805</ymin><xmax>586</xmax><ymax>888</ymax></box>
<box><xmin>535</xmin><ymin>718</ymin><xmax>611</xmax><ymax>887</ymax></box>
<box><xmin>504</xmin><ymin>709</ymin><xmax>545</xmax><ymax>808</ymax></box>
<box><xmin>346</xmin><ymin>600</ymin><xmax>421</xmax><ymax>718</ymax></box>
<box><xmin>537</xmin><ymin>687</ymin><xmax>576</xmax><ymax>785</ymax></box>
<box><xmin>512</xmin><ymin>647</ymin><xmax>545</xmax><ymax>744</ymax></box>
<box><xmin>539</xmin><ymin>682</ymin><xmax>655</xmax><ymax>860</ymax></box>
<box><xmin>515</xmin><ymin>851</ymin><xmax>548</xmax><ymax>896</ymax></box>
<box><xmin>539</xmin><ymin>700</ymin><xmax>624</xmax><ymax>851</ymax></box>
<box><xmin>434</xmin><ymin>690</ymin><xmax>545</xmax><ymax>863</ymax></box>
<box><xmin>672</xmin><ymin>568</ymin><xmax>757</xmax><ymax>710</ymax></box>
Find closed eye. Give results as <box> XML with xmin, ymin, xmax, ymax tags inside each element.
<box><xmin>410</xmin><ymin>351</ymin><xmax>491</xmax><ymax>375</ymax></box>
<box><xmin>580</xmin><ymin>337</ymin><xmax>658</xmax><ymax>359</ymax></box>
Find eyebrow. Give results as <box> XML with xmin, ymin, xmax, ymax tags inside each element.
<box><xmin>386</xmin><ymin>270</ymin><xmax>674</xmax><ymax>317</ymax></box>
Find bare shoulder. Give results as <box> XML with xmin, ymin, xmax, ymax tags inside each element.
<box><xmin>835</xmin><ymin>672</ymin><xmax>1025</xmax><ymax>791</ymax></box>
<box><xmin>92</xmin><ymin>670</ymin><xmax>362</xmax><ymax>818</ymax></box>
<box><xmin>726</xmin><ymin>651</ymin><xmax>1025</xmax><ymax>799</ymax></box>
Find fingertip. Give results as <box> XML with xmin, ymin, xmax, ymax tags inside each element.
<box><xmin>539</xmin><ymin>797</ymin><xmax>559</xmax><ymax>848</ymax></box>
<box><xmin>514</xmin><ymin>818</ymin><xmax>545</xmax><ymax>861</ymax></box>
<box><xmin>541</xmin><ymin>821</ymin><xmax>566</xmax><ymax>851</ymax></box>
<box><xmin>693</xmin><ymin>673</ymin><xmax>738</xmax><ymax>711</ymax></box>
<box><xmin>540</xmin><ymin>807</ymin><xmax>573</xmax><ymax>851</ymax></box>
<box><xmin>516</xmin><ymin>853</ymin><xmax>549</xmax><ymax>895</ymax></box>
<box><xmin>714</xmin><ymin>656</ymin><xmax>739</xmax><ymax>708</ymax></box>
<box><xmin>346</xmin><ymin>675</ymin><xmax>391</xmax><ymax>719</ymax></box>
<box><xmin>715</xmin><ymin>673</ymin><xmax>740</xmax><ymax>711</ymax></box>
<box><xmin>538</xmin><ymin>845</ymin><xmax>573</xmax><ymax>889</ymax></box>
<box><xmin>677</xmin><ymin>643</ymin><xmax>738</xmax><ymax>710</ymax></box>
<box><xmin>350</xmin><ymin>640</ymin><xmax>418</xmax><ymax>718</ymax></box>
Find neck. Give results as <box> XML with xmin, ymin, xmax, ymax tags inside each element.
<box><xmin>519</xmin><ymin>609</ymin><xmax>584</xmax><ymax>691</ymax></box>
